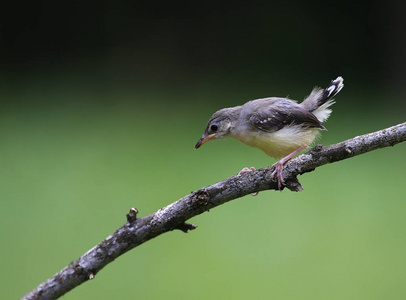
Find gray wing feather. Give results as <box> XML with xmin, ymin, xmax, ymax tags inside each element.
<box><xmin>249</xmin><ymin>105</ymin><xmax>325</xmax><ymax>133</ymax></box>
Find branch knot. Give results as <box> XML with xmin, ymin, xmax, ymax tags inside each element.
<box><xmin>126</xmin><ymin>208</ymin><xmax>138</xmax><ymax>223</ymax></box>
<box><xmin>191</xmin><ymin>189</ymin><xmax>210</xmax><ymax>207</ymax></box>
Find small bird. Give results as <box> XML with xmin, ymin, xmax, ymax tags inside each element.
<box><xmin>195</xmin><ymin>77</ymin><xmax>344</xmax><ymax>189</ymax></box>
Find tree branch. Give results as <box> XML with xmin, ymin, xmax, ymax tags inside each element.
<box><xmin>21</xmin><ymin>122</ymin><xmax>406</xmax><ymax>300</ymax></box>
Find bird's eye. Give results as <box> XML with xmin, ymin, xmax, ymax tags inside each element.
<box><xmin>210</xmin><ymin>124</ymin><xmax>218</xmax><ymax>132</ymax></box>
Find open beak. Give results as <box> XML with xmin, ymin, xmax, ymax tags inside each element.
<box><xmin>195</xmin><ymin>133</ymin><xmax>216</xmax><ymax>149</ymax></box>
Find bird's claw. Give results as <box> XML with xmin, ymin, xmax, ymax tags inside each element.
<box><xmin>271</xmin><ymin>162</ymin><xmax>285</xmax><ymax>190</ymax></box>
<box><xmin>238</xmin><ymin>167</ymin><xmax>259</xmax><ymax>196</ymax></box>
<box><xmin>238</xmin><ymin>167</ymin><xmax>256</xmax><ymax>175</ymax></box>
<box><xmin>239</xmin><ymin>164</ymin><xmax>285</xmax><ymax>191</ymax></box>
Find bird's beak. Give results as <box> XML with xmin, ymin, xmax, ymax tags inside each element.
<box><xmin>195</xmin><ymin>133</ymin><xmax>216</xmax><ymax>149</ymax></box>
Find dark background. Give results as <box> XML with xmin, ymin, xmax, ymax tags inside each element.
<box><xmin>2</xmin><ymin>2</ymin><xmax>406</xmax><ymax>99</ymax></box>
<box><xmin>2</xmin><ymin>2</ymin><xmax>406</xmax><ymax>299</ymax></box>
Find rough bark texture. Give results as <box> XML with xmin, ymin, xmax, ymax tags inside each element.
<box><xmin>21</xmin><ymin>122</ymin><xmax>406</xmax><ymax>300</ymax></box>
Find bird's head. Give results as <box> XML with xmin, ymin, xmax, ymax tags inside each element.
<box><xmin>195</xmin><ymin>108</ymin><xmax>237</xmax><ymax>149</ymax></box>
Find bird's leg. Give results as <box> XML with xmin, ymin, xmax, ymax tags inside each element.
<box><xmin>271</xmin><ymin>145</ymin><xmax>307</xmax><ymax>190</ymax></box>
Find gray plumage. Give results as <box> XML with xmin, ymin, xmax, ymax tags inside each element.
<box><xmin>195</xmin><ymin>77</ymin><xmax>344</xmax><ymax>188</ymax></box>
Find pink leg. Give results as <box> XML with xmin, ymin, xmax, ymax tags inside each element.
<box><xmin>271</xmin><ymin>145</ymin><xmax>307</xmax><ymax>190</ymax></box>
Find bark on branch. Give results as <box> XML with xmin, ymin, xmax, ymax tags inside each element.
<box><xmin>21</xmin><ymin>122</ymin><xmax>406</xmax><ymax>300</ymax></box>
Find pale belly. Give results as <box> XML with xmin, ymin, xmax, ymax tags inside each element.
<box><xmin>232</xmin><ymin>126</ymin><xmax>320</xmax><ymax>159</ymax></box>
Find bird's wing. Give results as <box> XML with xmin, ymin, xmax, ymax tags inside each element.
<box><xmin>249</xmin><ymin>105</ymin><xmax>325</xmax><ymax>133</ymax></box>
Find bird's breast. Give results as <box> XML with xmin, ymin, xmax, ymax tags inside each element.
<box><xmin>231</xmin><ymin>125</ymin><xmax>320</xmax><ymax>158</ymax></box>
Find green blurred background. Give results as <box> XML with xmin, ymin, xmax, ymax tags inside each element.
<box><xmin>2</xmin><ymin>2</ymin><xmax>406</xmax><ymax>299</ymax></box>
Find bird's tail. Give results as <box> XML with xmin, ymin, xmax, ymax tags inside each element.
<box><xmin>301</xmin><ymin>76</ymin><xmax>344</xmax><ymax>123</ymax></box>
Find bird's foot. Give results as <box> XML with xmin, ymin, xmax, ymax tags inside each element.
<box><xmin>238</xmin><ymin>167</ymin><xmax>259</xmax><ymax>196</ymax></box>
<box><xmin>271</xmin><ymin>161</ymin><xmax>285</xmax><ymax>191</ymax></box>
<box><xmin>238</xmin><ymin>167</ymin><xmax>256</xmax><ymax>175</ymax></box>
